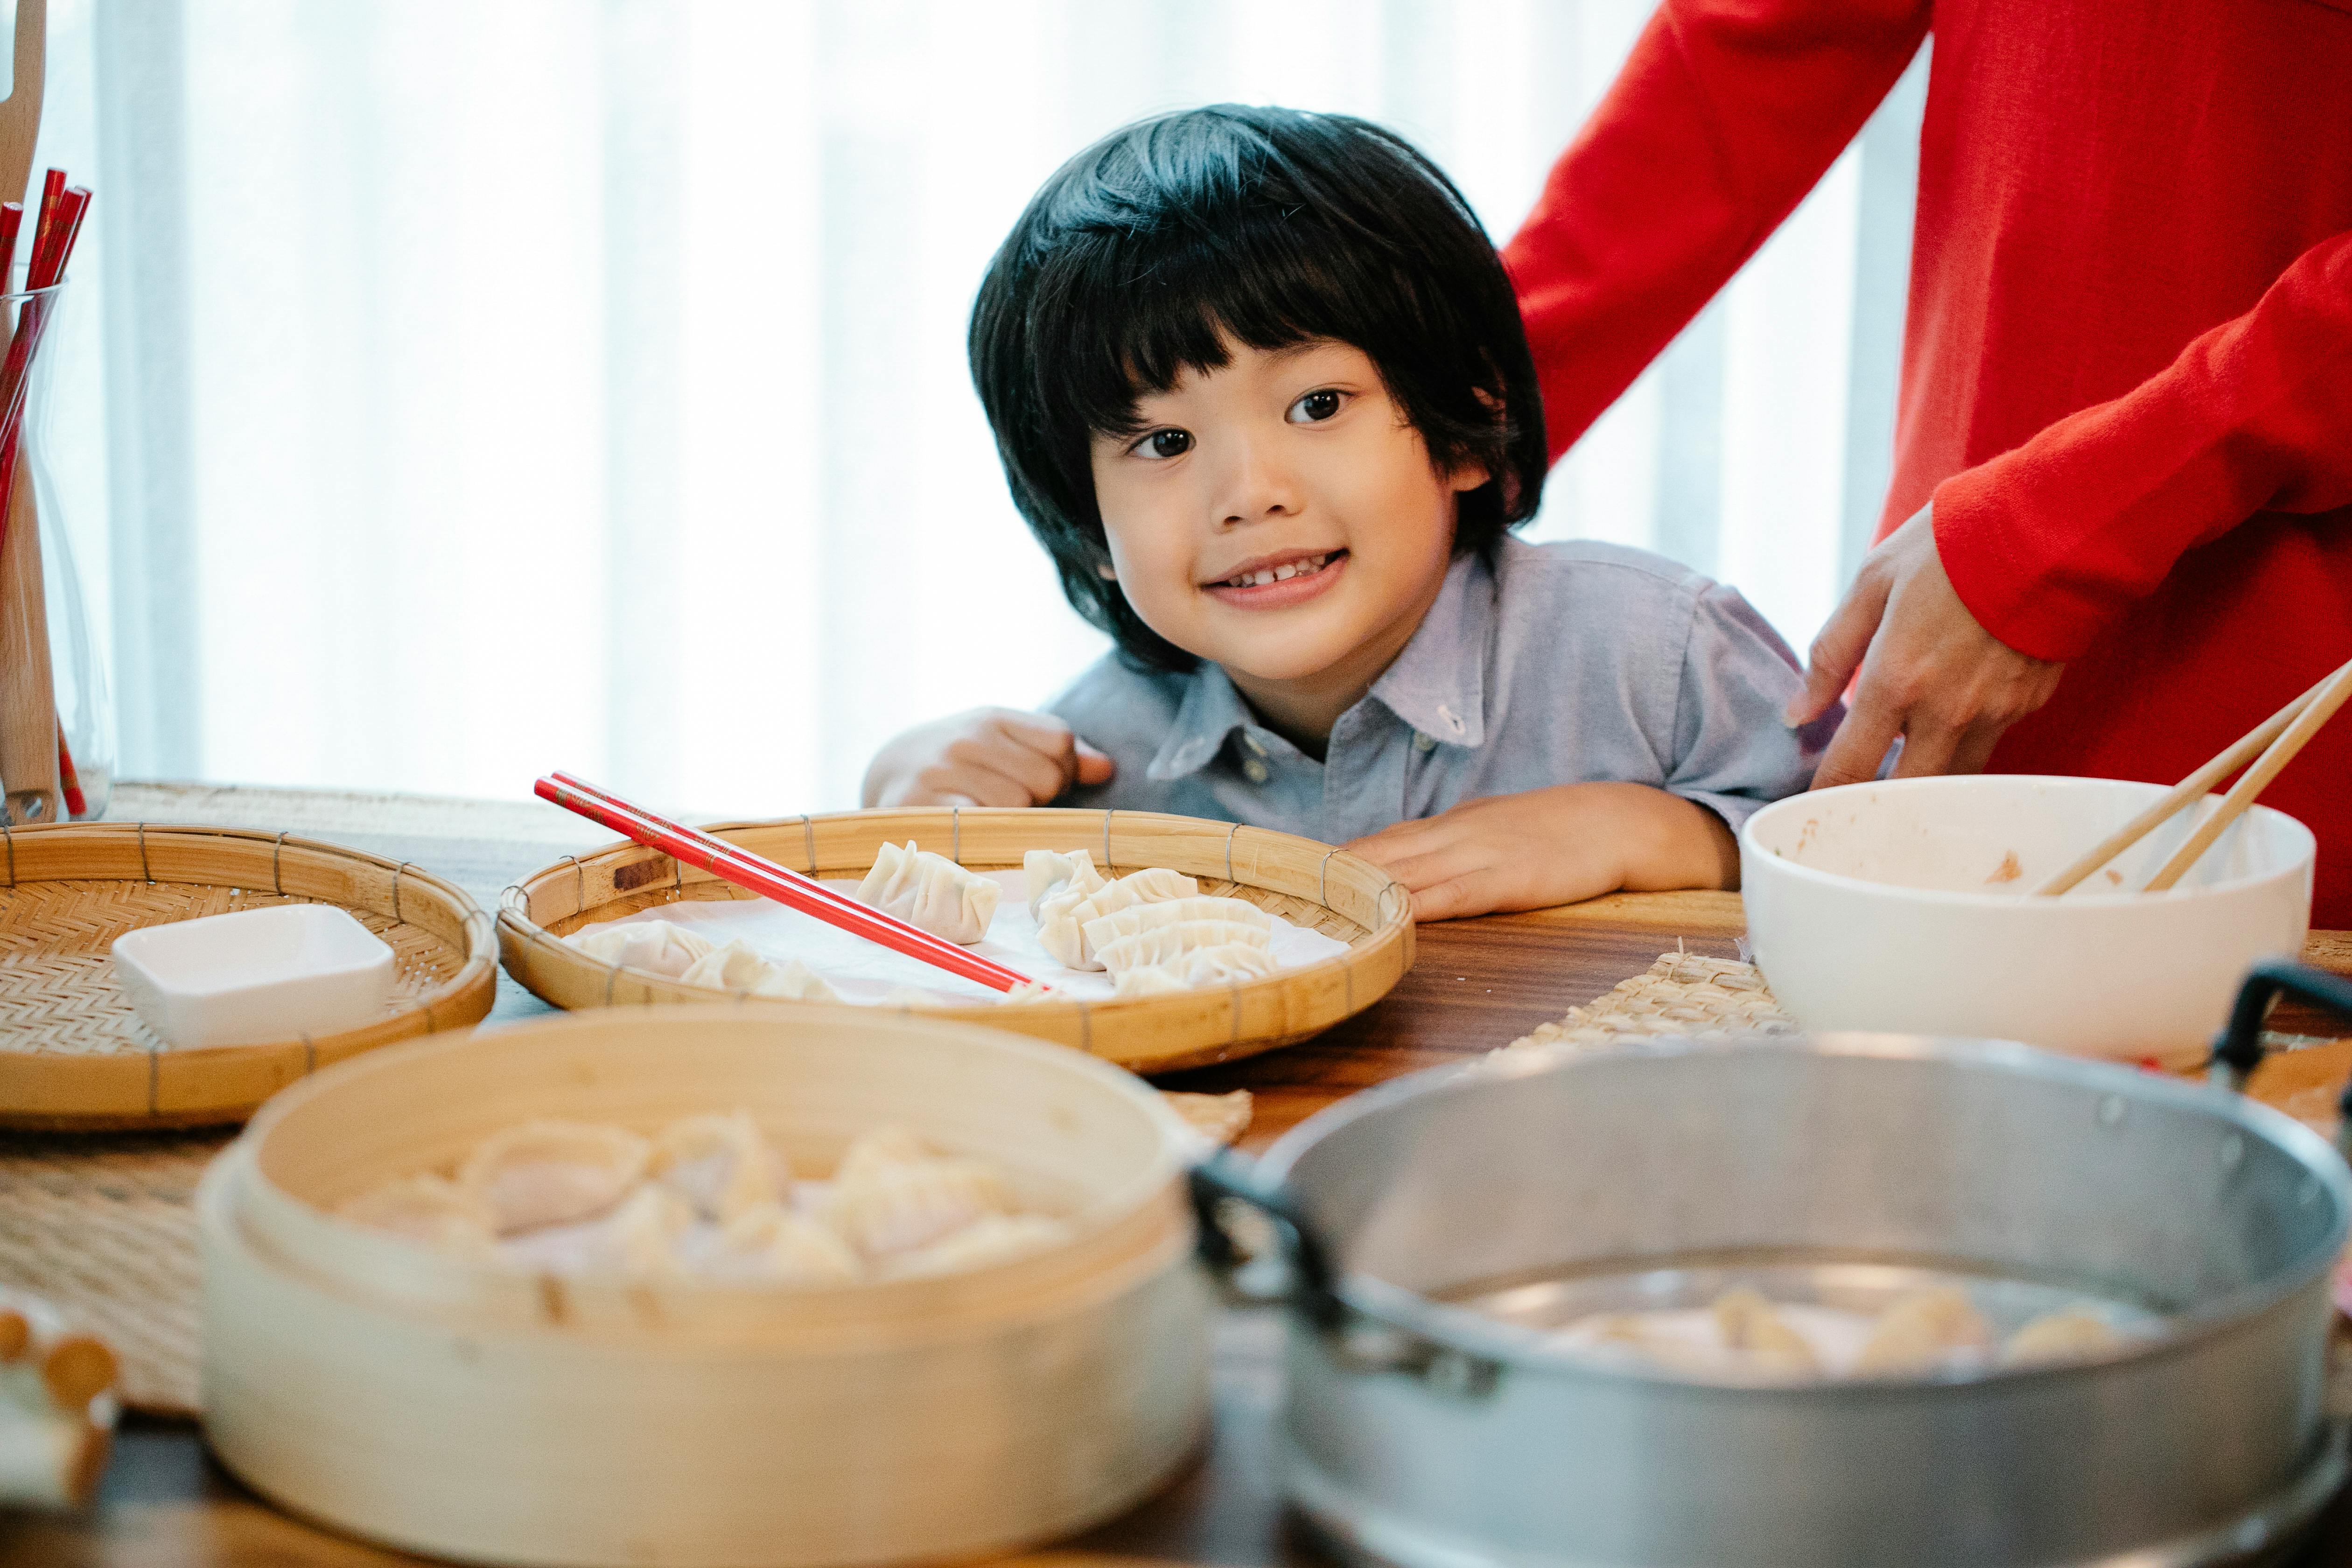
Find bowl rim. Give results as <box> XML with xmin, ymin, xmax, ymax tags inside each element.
<box><xmin>1741</xmin><ymin>775</ymin><xmax>2317</xmax><ymax>911</ymax></box>
<box><xmin>1259</xmin><ymin>1031</ymin><xmax>2352</xmax><ymax>1396</ymax></box>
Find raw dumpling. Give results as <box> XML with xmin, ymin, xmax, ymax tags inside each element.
<box><xmin>1094</xmin><ymin>920</ymin><xmax>1274</xmax><ymax>976</ymax></box>
<box><xmin>460</xmin><ymin>1120</ymin><xmax>652</xmax><ymax>1235</ymax></box>
<box><xmin>713</xmin><ymin>1203</ymin><xmax>863</xmax><ymax>1285</ymax></box>
<box><xmin>1111</xmin><ymin>965</ymin><xmax>1190</xmax><ymax>998</ymax></box>
<box><xmin>1711</xmin><ymin>1288</ymin><xmax>1818</xmax><ymax>1373</ymax></box>
<box><xmin>1169</xmin><ymin>943</ymin><xmax>1281</xmax><ymax>985</ymax></box>
<box><xmin>337</xmin><ymin>1174</ymin><xmax>497</xmax><ymax>1257</ymax></box>
<box><xmin>855</xmin><ymin>841</ymin><xmax>1001</xmax><ymax>945</ymax></box>
<box><xmin>884</xmin><ymin>1213</ymin><xmax>1070</xmax><ymax>1278</ymax></box>
<box><xmin>1854</xmin><ymin>1288</ymin><xmax>1992</xmax><ymax>1374</ymax></box>
<box><xmin>1038</xmin><ymin>867</ymin><xmax>1201</xmax><ymax>970</ymax></box>
<box><xmin>997</xmin><ymin>978</ymin><xmax>1053</xmax><ymax>1003</ymax></box>
<box><xmin>1023</xmin><ymin>848</ymin><xmax>1105</xmax><ymax>918</ymax></box>
<box><xmin>823</xmin><ymin>1127</ymin><xmax>1011</xmax><ymax>1258</ymax></box>
<box><xmin>564</xmin><ymin>918</ymin><xmax>714</xmax><ymax>980</ymax></box>
<box><xmin>2000</xmin><ymin>1309</ymin><xmax>2122</xmax><ymax>1366</ymax></box>
<box><xmin>651</xmin><ymin>1111</ymin><xmax>781</xmax><ymax>1223</ymax></box>
<box><xmin>677</xmin><ymin>940</ymin><xmax>840</xmax><ymax>1002</ymax></box>
<box><xmin>587</xmin><ymin>1184</ymin><xmax>694</xmax><ymax>1280</ymax></box>
<box><xmin>1081</xmin><ymin>895</ymin><xmax>1274</xmax><ymax>950</ymax></box>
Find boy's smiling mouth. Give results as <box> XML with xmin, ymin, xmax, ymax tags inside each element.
<box><xmin>1204</xmin><ymin>547</ymin><xmax>1349</xmax><ymax>608</ymax></box>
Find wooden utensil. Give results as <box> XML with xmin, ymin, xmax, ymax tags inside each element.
<box><xmin>0</xmin><ymin>0</ymin><xmax>55</xmax><ymax>826</ymax></box>
<box><xmin>2032</xmin><ymin>655</ymin><xmax>2352</xmax><ymax>897</ymax></box>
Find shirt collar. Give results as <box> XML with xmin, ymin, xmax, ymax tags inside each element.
<box><xmin>1367</xmin><ymin>548</ymin><xmax>1493</xmax><ymax>749</ymax></box>
<box><xmin>1143</xmin><ymin>548</ymin><xmax>1497</xmax><ymax>780</ymax></box>
<box><xmin>1146</xmin><ymin>658</ymin><xmax>1257</xmax><ymax>781</ymax></box>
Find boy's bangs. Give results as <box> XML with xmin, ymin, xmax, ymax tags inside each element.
<box><xmin>1050</xmin><ymin>207</ymin><xmax>1363</xmax><ymax>441</ymax></box>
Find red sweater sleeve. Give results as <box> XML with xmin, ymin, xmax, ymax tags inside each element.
<box><xmin>1502</xmin><ymin>0</ymin><xmax>1931</xmax><ymax>462</ymax></box>
<box><xmin>1935</xmin><ymin>232</ymin><xmax>2352</xmax><ymax>663</ymax></box>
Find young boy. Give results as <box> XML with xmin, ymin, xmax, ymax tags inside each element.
<box><xmin>864</xmin><ymin>105</ymin><xmax>1832</xmax><ymax>920</ymax></box>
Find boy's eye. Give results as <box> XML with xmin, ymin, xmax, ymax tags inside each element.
<box><xmin>1131</xmin><ymin>428</ymin><xmax>1193</xmax><ymax>460</ymax></box>
<box><xmin>1288</xmin><ymin>388</ymin><xmax>1344</xmax><ymax>424</ymax></box>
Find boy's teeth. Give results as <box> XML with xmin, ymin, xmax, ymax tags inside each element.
<box><xmin>1227</xmin><ymin>553</ymin><xmax>1330</xmax><ymax>589</ymax></box>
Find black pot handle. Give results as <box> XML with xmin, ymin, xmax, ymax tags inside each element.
<box><xmin>1187</xmin><ymin>1146</ymin><xmax>1346</xmax><ymax>1330</ymax></box>
<box><xmin>2209</xmin><ymin>960</ymin><xmax>2352</xmax><ymax>1155</ymax></box>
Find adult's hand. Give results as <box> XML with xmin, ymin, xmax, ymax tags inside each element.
<box><xmin>1786</xmin><ymin>505</ymin><xmax>2065</xmax><ymax>790</ymax></box>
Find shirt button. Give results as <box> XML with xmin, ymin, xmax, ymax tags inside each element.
<box><xmin>1244</xmin><ymin>735</ymin><xmax>1268</xmax><ymax>758</ymax></box>
<box><xmin>1413</xmin><ymin>733</ymin><xmax>1437</xmax><ymax>755</ymax></box>
<box><xmin>1437</xmin><ymin>703</ymin><xmax>1465</xmax><ymax>737</ymax></box>
<box><xmin>1243</xmin><ymin>759</ymin><xmax>1271</xmax><ymax>785</ymax></box>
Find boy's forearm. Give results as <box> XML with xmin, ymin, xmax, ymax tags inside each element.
<box><xmin>1590</xmin><ymin>783</ymin><xmax>1741</xmax><ymax>893</ymax></box>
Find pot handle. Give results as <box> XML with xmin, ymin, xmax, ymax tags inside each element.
<box><xmin>2209</xmin><ymin>959</ymin><xmax>2352</xmax><ymax>1158</ymax></box>
<box><xmin>1188</xmin><ymin>1147</ymin><xmax>1346</xmax><ymax>1330</ymax></box>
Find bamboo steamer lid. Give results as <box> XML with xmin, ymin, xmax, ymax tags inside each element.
<box><xmin>199</xmin><ymin>1007</ymin><xmax>1211</xmax><ymax>1567</ymax></box>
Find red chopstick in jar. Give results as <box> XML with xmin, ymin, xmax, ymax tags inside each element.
<box><xmin>533</xmin><ymin>775</ymin><xmax>1041</xmax><ymax>994</ymax></box>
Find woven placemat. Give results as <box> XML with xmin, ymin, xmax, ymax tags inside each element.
<box><xmin>0</xmin><ymin>1128</ymin><xmax>224</xmax><ymax>1417</ymax></box>
<box><xmin>1494</xmin><ymin>947</ymin><xmax>1797</xmax><ymax>1058</ymax></box>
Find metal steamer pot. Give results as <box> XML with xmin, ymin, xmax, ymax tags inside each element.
<box><xmin>1192</xmin><ymin>963</ymin><xmax>2352</xmax><ymax>1568</ymax></box>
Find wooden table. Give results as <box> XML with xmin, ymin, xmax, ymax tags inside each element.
<box><xmin>7</xmin><ymin>784</ymin><xmax>2352</xmax><ymax>1567</ymax></box>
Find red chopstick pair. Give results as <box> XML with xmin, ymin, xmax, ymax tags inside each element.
<box><xmin>534</xmin><ymin>773</ymin><xmax>1042</xmax><ymax>995</ymax></box>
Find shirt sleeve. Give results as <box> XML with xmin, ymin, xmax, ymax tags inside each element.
<box><xmin>1666</xmin><ymin>583</ymin><xmax>1836</xmax><ymax>829</ymax></box>
<box><xmin>1933</xmin><ymin>231</ymin><xmax>2352</xmax><ymax>663</ymax></box>
<box><xmin>1502</xmin><ymin>0</ymin><xmax>1931</xmax><ymax>460</ymax></box>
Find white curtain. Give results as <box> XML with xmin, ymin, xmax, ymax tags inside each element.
<box><xmin>29</xmin><ymin>0</ymin><xmax>1926</xmax><ymax>814</ymax></box>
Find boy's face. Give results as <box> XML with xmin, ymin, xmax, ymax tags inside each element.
<box><xmin>1088</xmin><ymin>338</ymin><xmax>1483</xmax><ymax>699</ymax></box>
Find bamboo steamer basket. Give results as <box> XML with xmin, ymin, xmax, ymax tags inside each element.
<box><xmin>498</xmin><ymin>807</ymin><xmax>1415</xmax><ymax>1074</ymax></box>
<box><xmin>198</xmin><ymin>1005</ymin><xmax>1212</xmax><ymax>1568</ymax></box>
<box><xmin>0</xmin><ymin>822</ymin><xmax>495</xmax><ymax>1129</ymax></box>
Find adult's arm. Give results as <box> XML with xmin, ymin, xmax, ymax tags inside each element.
<box><xmin>1934</xmin><ymin>232</ymin><xmax>2352</xmax><ymax>663</ymax></box>
<box><xmin>1503</xmin><ymin>0</ymin><xmax>1931</xmax><ymax>460</ymax></box>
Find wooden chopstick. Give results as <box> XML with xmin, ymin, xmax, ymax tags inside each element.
<box><xmin>2141</xmin><ymin>657</ymin><xmax>2352</xmax><ymax>893</ymax></box>
<box><xmin>2031</xmin><ymin>665</ymin><xmax>2341</xmax><ymax>895</ymax></box>
<box><xmin>2032</xmin><ymin>657</ymin><xmax>2352</xmax><ymax>896</ymax></box>
<box><xmin>534</xmin><ymin>776</ymin><xmax>1040</xmax><ymax>994</ymax></box>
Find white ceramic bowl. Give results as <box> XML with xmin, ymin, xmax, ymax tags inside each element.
<box><xmin>1740</xmin><ymin>776</ymin><xmax>2315</xmax><ymax>1064</ymax></box>
<box><xmin>112</xmin><ymin>904</ymin><xmax>394</xmax><ymax>1048</ymax></box>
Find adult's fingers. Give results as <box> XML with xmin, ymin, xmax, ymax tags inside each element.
<box><xmin>1948</xmin><ymin>717</ymin><xmax>2008</xmax><ymax>777</ymax></box>
<box><xmin>1809</xmin><ymin>692</ymin><xmax>1903</xmax><ymax>791</ymax></box>
<box><xmin>1787</xmin><ymin>572</ymin><xmax>1890</xmax><ymax>727</ymax></box>
<box><xmin>1887</xmin><ymin>713</ymin><xmax>1964</xmax><ymax>780</ymax></box>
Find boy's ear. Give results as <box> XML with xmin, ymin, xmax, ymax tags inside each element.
<box><xmin>1448</xmin><ymin>459</ymin><xmax>1490</xmax><ymax>495</ymax></box>
<box><xmin>1095</xmin><ymin>562</ymin><xmax>1118</xmax><ymax>581</ymax></box>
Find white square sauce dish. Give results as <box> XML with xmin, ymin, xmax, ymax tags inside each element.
<box><xmin>112</xmin><ymin>904</ymin><xmax>396</xmax><ymax>1049</ymax></box>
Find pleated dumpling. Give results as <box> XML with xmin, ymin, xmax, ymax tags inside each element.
<box><xmin>1095</xmin><ymin>920</ymin><xmax>1274</xmax><ymax>977</ymax></box>
<box><xmin>651</xmin><ymin>1111</ymin><xmax>782</xmax><ymax>1223</ymax></box>
<box><xmin>1023</xmin><ymin>847</ymin><xmax>1105</xmax><ymax>919</ymax></box>
<box><xmin>712</xmin><ymin>1203</ymin><xmax>863</xmax><ymax>1285</ymax></box>
<box><xmin>884</xmin><ymin>1213</ymin><xmax>1071</xmax><ymax>1278</ymax></box>
<box><xmin>337</xmin><ymin>1173</ymin><xmax>497</xmax><ymax>1257</ymax></box>
<box><xmin>1111</xmin><ymin>965</ymin><xmax>1190</xmax><ymax>997</ymax></box>
<box><xmin>677</xmin><ymin>940</ymin><xmax>840</xmax><ymax>1002</ymax></box>
<box><xmin>564</xmin><ymin>918</ymin><xmax>714</xmax><ymax>980</ymax></box>
<box><xmin>821</xmin><ymin>1126</ymin><xmax>1011</xmax><ymax>1258</ymax></box>
<box><xmin>855</xmin><ymin>841</ymin><xmax>1001</xmax><ymax>945</ymax></box>
<box><xmin>1037</xmin><ymin>867</ymin><xmax>1199</xmax><ymax>970</ymax></box>
<box><xmin>2000</xmin><ymin>1309</ymin><xmax>2121</xmax><ymax>1366</ymax></box>
<box><xmin>1711</xmin><ymin>1288</ymin><xmax>1818</xmax><ymax>1373</ymax></box>
<box><xmin>459</xmin><ymin>1120</ymin><xmax>652</xmax><ymax>1234</ymax></box>
<box><xmin>1854</xmin><ymin>1288</ymin><xmax>1992</xmax><ymax>1374</ymax></box>
<box><xmin>587</xmin><ymin>1184</ymin><xmax>695</xmax><ymax>1281</ymax></box>
<box><xmin>1081</xmin><ymin>895</ymin><xmax>1273</xmax><ymax>951</ymax></box>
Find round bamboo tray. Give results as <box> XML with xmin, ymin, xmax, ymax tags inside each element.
<box><xmin>0</xmin><ymin>822</ymin><xmax>497</xmax><ymax>1130</ymax></box>
<box><xmin>497</xmin><ymin>807</ymin><xmax>1415</xmax><ymax>1075</ymax></box>
<box><xmin>200</xmin><ymin>1006</ymin><xmax>1210</xmax><ymax>1568</ymax></box>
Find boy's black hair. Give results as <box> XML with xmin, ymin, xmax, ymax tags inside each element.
<box><xmin>969</xmin><ymin>104</ymin><xmax>1549</xmax><ymax>672</ymax></box>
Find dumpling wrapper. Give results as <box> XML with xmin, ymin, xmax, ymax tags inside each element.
<box><xmin>883</xmin><ymin>1213</ymin><xmax>1070</xmax><ymax>1278</ymax></box>
<box><xmin>337</xmin><ymin>1174</ymin><xmax>497</xmax><ymax>1257</ymax></box>
<box><xmin>1094</xmin><ymin>920</ymin><xmax>1275</xmax><ymax>976</ymax></box>
<box><xmin>823</xmin><ymin>1126</ymin><xmax>1012</xmax><ymax>1258</ymax></box>
<box><xmin>651</xmin><ymin>1111</ymin><xmax>782</xmax><ymax>1223</ymax></box>
<box><xmin>564</xmin><ymin>918</ymin><xmax>714</xmax><ymax>980</ymax></box>
<box><xmin>460</xmin><ymin>1120</ymin><xmax>652</xmax><ymax>1235</ymax></box>
<box><xmin>1038</xmin><ymin>867</ymin><xmax>1200</xmax><ymax>970</ymax></box>
<box><xmin>1081</xmin><ymin>896</ymin><xmax>1274</xmax><ymax>949</ymax></box>
<box><xmin>1023</xmin><ymin>848</ymin><xmax>1105</xmax><ymax>919</ymax></box>
<box><xmin>677</xmin><ymin>940</ymin><xmax>840</xmax><ymax>1002</ymax></box>
<box><xmin>712</xmin><ymin>1203</ymin><xmax>862</xmax><ymax>1285</ymax></box>
<box><xmin>1112</xmin><ymin>965</ymin><xmax>1190</xmax><ymax>998</ymax></box>
<box><xmin>854</xmin><ymin>841</ymin><xmax>1001</xmax><ymax>945</ymax></box>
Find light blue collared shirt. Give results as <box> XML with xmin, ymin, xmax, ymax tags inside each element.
<box><xmin>1048</xmin><ymin>537</ymin><xmax>1833</xmax><ymax>844</ymax></box>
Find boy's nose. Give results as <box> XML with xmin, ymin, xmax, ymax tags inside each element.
<box><xmin>1212</xmin><ymin>432</ymin><xmax>1303</xmax><ymax>526</ymax></box>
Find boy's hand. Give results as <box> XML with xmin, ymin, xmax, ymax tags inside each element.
<box><xmin>1344</xmin><ymin>783</ymin><xmax>1738</xmax><ymax>922</ymax></box>
<box><xmin>862</xmin><ymin>708</ymin><xmax>1116</xmax><ymax>808</ymax></box>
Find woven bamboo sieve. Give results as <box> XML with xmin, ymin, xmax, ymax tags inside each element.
<box><xmin>0</xmin><ymin>822</ymin><xmax>497</xmax><ymax>1129</ymax></box>
<box><xmin>499</xmin><ymin>807</ymin><xmax>1415</xmax><ymax>1075</ymax></box>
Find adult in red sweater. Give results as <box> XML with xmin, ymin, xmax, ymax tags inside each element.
<box><xmin>1503</xmin><ymin>0</ymin><xmax>2352</xmax><ymax>924</ymax></box>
